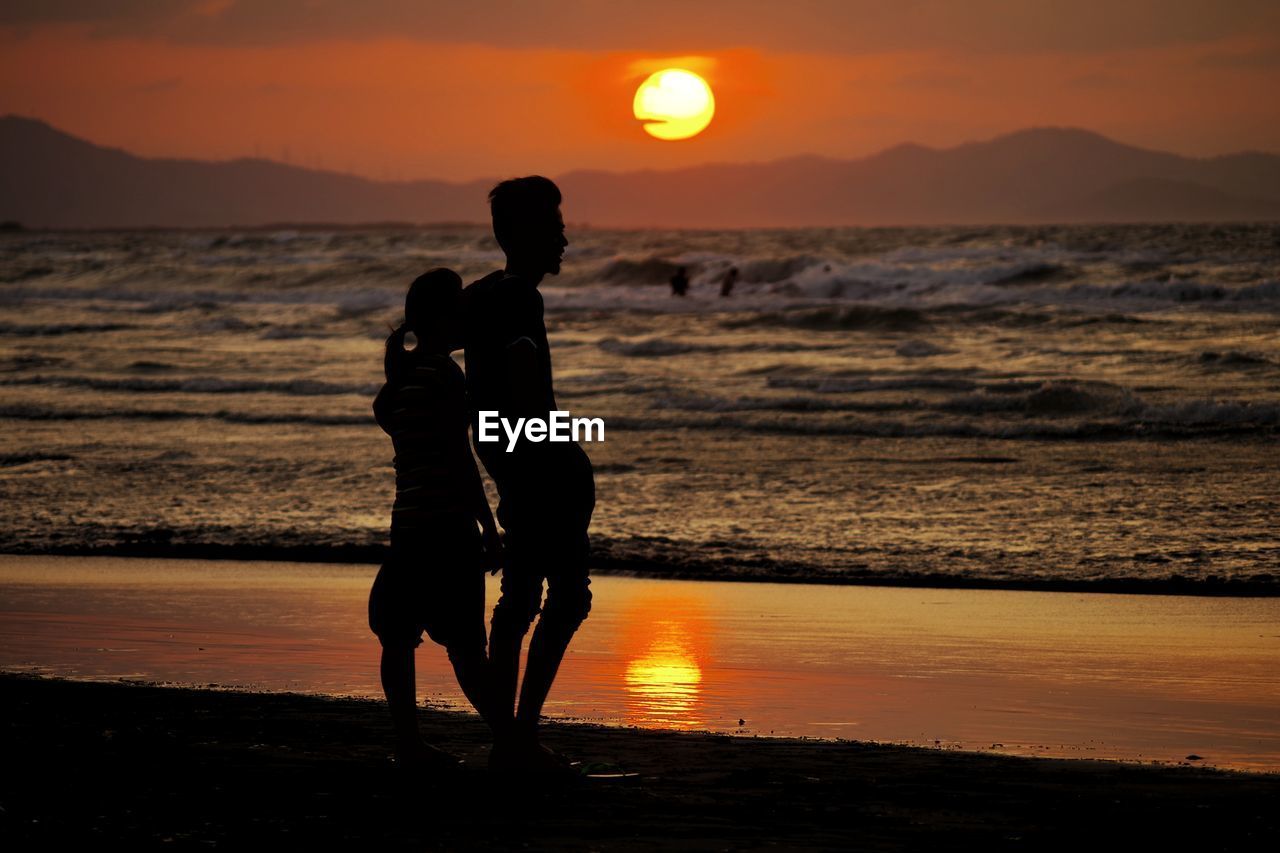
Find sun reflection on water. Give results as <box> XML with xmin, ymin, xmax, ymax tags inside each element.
<box><xmin>622</xmin><ymin>604</ymin><xmax>706</xmax><ymax>729</ymax></box>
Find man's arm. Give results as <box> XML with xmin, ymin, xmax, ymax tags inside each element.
<box><xmin>503</xmin><ymin>338</ymin><xmax>544</xmax><ymax>419</ymax></box>
<box><xmin>496</xmin><ymin>282</ymin><xmax>546</xmax><ymax>420</ymax></box>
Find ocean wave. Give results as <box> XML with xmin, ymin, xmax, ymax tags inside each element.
<box><xmin>895</xmin><ymin>340</ymin><xmax>950</xmax><ymax>357</ymax></box>
<box><xmin>557</xmin><ymin>370</ymin><xmax>639</xmax><ymax>385</ymax></box>
<box><xmin>583</xmin><ymin>248</ymin><xmax>1079</xmax><ymax>294</ymax></box>
<box><xmin>1132</xmin><ymin>398</ymin><xmax>1280</xmax><ymax>427</ymax></box>
<box><xmin>0</xmin><ymin>451</ymin><xmax>74</xmax><ymax>468</ymax></box>
<box><xmin>598</xmin><ymin>337</ymin><xmax>703</xmax><ymax>357</ymax></box>
<box><xmin>943</xmin><ymin>381</ymin><xmax>1280</xmax><ymax>425</ymax></box>
<box><xmin>756</xmin><ymin>252</ymin><xmax>1082</xmax><ymax>302</ymax></box>
<box><xmin>941</xmin><ymin>380</ymin><xmax>1136</xmax><ymax>416</ymax></box>
<box><xmin>652</xmin><ymin>394</ymin><xmax>905</xmax><ymax>414</ymax></box>
<box><xmin>765</xmin><ymin>375</ymin><xmax>980</xmax><ymax>393</ymax></box>
<box><xmin>1062</xmin><ymin>278</ymin><xmax>1280</xmax><ymax>305</ymax></box>
<box><xmin>8</xmin><ymin>528</ymin><xmax>1271</xmax><ymax>594</ymax></box>
<box><xmin>676</xmin><ymin>379</ymin><xmax>1280</xmax><ymax>427</ymax></box>
<box><xmin>596</xmin><ymin>257</ymin><xmax>686</xmax><ymax>286</ymax></box>
<box><xmin>6</xmin><ymin>394</ymin><xmax>1270</xmax><ymax>438</ymax></box>
<box><xmin>0</xmin><ymin>321</ymin><xmax>137</xmax><ymax>336</ymax></box>
<box><xmin>1197</xmin><ymin>350</ymin><xmax>1276</xmax><ymax>369</ymax></box>
<box><xmin>723</xmin><ymin>306</ymin><xmax>930</xmax><ymax>331</ymax></box>
<box><xmin>589</xmin><ymin>253</ymin><xmax>830</xmax><ymax>287</ymax></box>
<box><xmin>1</xmin><ymin>354</ymin><xmax>67</xmax><ymax>371</ymax></box>
<box><xmin>610</xmin><ymin>410</ymin><xmax>1279</xmax><ymax>440</ymax></box>
<box><xmin>7</xmin><ymin>225</ymin><xmax>1280</xmax><ymax>320</ymax></box>
<box><xmin>259</xmin><ymin>325</ymin><xmax>342</xmax><ymax>340</ymax></box>
<box><xmin>988</xmin><ymin>262</ymin><xmax>1075</xmax><ymax>286</ymax></box>
<box><xmin>563</xmin><ymin>250</ymin><xmax>1280</xmax><ymax>314</ymax></box>
<box><xmin>597</xmin><ymin>337</ymin><xmax>841</xmax><ymax>357</ymax></box>
<box><xmin>9</xmin><ymin>265</ymin><xmax>1280</xmax><ymax>324</ymax></box>
<box><xmin>0</xmin><ymin>404</ymin><xmax>371</xmax><ymax>426</ymax></box>
<box><xmin>0</xmin><ymin>375</ymin><xmax>378</xmax><ymax>396</ymax></box>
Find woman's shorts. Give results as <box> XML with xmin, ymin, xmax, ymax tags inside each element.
<box><xmin>367</xmin><ymin>518</ymin><xmax>487</xmax><ymax>651</ymax></box>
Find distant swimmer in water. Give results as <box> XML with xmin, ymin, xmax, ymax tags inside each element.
<box><xmin>670</xmin><ymin>266</ymin><xmax>689</xmax><ymax>297</ymax></box>
<box><xmin>720</xmin><ymin>266</ymin><xmax>738</xmax><ymax>298</ymax></box>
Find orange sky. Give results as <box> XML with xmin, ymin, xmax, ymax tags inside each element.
<box><xmin>2</xmin><ymin>1</ymin><xmax>1278</xmax><ymax>181</ymax></box>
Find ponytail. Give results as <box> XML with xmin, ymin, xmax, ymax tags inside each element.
<box><xmin>384</xmin><ymin>323</ymin><xmax>411</xmax><ymax>382</ymax></box>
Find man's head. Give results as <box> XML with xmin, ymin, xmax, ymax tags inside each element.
<box><xmin>489</xmin><ymin>176</ymin><xmax>567</xmax><ymax>277</ymax></box>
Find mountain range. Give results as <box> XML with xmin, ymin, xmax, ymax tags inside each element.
<box><xmin>3</xmin><ymin>115</ymin><xmax>1278</xmax><ymax>228</ymax></box>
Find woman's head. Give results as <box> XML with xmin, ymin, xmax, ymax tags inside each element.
<box><xmin>385</xmin><ymin>268</ymin><xmax>463</xmax><ymax>380</ymax></box>
<box><xmin>404</xmin><ymin>267</ymin><xmax>463</xmax><ymax>346</ymax></box>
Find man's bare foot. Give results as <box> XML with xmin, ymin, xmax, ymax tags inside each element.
<box><xmin>488</xmin><ymin>738</ymin><xmax>574</xmax><ymax>776</ymax></box>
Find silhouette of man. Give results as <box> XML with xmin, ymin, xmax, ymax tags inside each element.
<box><xmin>463</xmin><ymin>176</ymin><xmax>595</xmax><ymax>771</ymax></box>
<box><xmin>670</xmin><ymin>266</ymin><xmax>689</xmax><ymax>297</ymax></box>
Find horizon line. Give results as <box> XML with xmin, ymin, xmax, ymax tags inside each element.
<box><xmin>5</xmin><ymin>113</ymin><xmax>1277</xmax><ymax>188</ymax></box>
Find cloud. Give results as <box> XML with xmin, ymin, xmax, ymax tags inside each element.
<box><xmin>133</xmin><ymin>76</ymin><xmax>182</xmax><ymax>93</ymax></box>
<box><xmin>1197</xmin><ymin>42</ymin><xmax>1280</xmax><ymax>69</ymax></box>
<box><xmin>4</xmin><ymin>0</ymin><xmax>1279</xmax><ymax>55</ymax></box>
<box><xmin>893</xmin><ymin>69</ymin><xmax>971</xmax><ymax>90</ymax></box>
<box><xmin>1068</xmin><ymin>73</ymin><xmax>1123</xmax><ymax>89</ymax></box>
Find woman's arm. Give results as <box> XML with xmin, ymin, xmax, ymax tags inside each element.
<box><xmin>453</xmin><ymin>436</ymin><xmax>502</xmax><ymax>573</ymax></box>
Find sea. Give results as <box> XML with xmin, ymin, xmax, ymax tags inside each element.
<box><xmin>1</xmin><ymin>223</ymin><xmax>1278</xmax><ymax>592</ymax></box>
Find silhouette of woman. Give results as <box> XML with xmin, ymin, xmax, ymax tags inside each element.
<box><xmin>368</xmin><ymin>268</ymin><xmax>503</xmax><ymax>773</ymax></box>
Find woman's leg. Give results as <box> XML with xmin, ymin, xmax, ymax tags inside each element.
<box><xmin>372</xmin><ymin>557</ymin><xmax>460</xmax><ymax>769</ymax></box>
<box><xmin>379</xmin><ymin>642</ymin><xmax>422</xmax><ymax>753</ymax></box>
<box><xmin>446</xmin><ymin>644</ymin><xmax>496</xmax><ymax>726</ymax></box>
<box><xmin>437</xmin><ymin>556</ymin><xmax>503</xmax><ymax>729</ymax></box>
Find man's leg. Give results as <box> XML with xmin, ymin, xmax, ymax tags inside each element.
<box><xmin>512</xmin><ymin>611</ymin><xmax>584</xmax><ymax>739</ymax></box>
<box><xmin>486</xmin><ymin>561</ymin><xmax>543</xmax><ymax>729</ymax></box>
<box><xmin>514</xmin><ymin>538</ymin><xmax>592</xmax><ymax>740</ymax></box>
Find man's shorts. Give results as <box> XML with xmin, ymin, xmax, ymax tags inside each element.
<box><xmin>368</xmin><ymin>517</ymin><xmax>487</xmax><ymax>650</ymax></box>
<box><xmin>490</xmin><ymin>447</ymin><xmax>596</xmax><ymax>630</ymax></box>
<box><xmin>493</xmin><ymin>523</ymin><xmax>593</xmax><ymax>630</ymax></box>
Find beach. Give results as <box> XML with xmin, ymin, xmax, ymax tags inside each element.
<box><xmin>6</xmin><ymin>4</ymin><xmax>1280</xmax><ymax>847</ymax></box>
<box><xmin>4</xmin><ymin>673</ymin><xmax>1279</xmax><ymax>850</ymax></box>
<box><xmin>3</xmin><ymin>554</ymin><xmax>1279</xmax><ymax>771</ymax></box>
<box><xmin>3</xmin><ymin>222</ymin><xmax>1280</xmax><ymax>848</ymax></box>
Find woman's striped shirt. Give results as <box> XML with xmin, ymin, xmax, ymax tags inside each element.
<box><xmin>372</xmin><ymin>353</ymin><xmax>470</xmax><ymax>524</ymax></box>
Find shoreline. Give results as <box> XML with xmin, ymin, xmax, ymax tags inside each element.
<box><xmin>8</xmin><ymin>554</ymin><xmax>1279</xmax><ymax>771</ymax></box>
<box><xmin>3</xmin><ymin>673</ymin><xmax>1278</xmax><ymax>850</ymax></box>
<box><xmin>2</xmin><ymin>543</ymin><xmax>1275</xmax><ymax>597</ymax></box>
<box><xmin>9</xmin><ymin>667</ymin><xmax>1276</xmax><ymax>774</ymax></box>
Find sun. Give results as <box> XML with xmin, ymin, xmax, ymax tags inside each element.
<box><xmin>633</xmin><ymin>69</ymin><xmax>715</xmax><ymax>141</ymax></box>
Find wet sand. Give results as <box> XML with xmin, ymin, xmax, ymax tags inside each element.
<box><xmin>3</xmin><ymin>555</ymin><xmax>1279</xmax><ymax>770</ymax></box>
<box><xmin>3</xmin><ymin>673</ymin><xmax>1278</xmax><ymax>850</ymax></box>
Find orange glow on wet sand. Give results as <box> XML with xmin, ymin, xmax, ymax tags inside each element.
<box><xmin>3</xmin><ymin>556</ymin><xmax>1279</xmax><ymax>770</ymax></box>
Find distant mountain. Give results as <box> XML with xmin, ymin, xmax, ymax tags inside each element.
<box><xmin>0</xmin><ymin>116</ymin><xmax>492</xmax><ymax>229</ymax></box>
<box><xmin>558</xmin><ymin>128</ymin><xmax>1280</xmax><ymax>227</ymax></box>
<box><xmin>2</xmin><ymin>116</ymin><xmax>1278</xmax><ymax>228</ymax></box>
<box><xmin>1034</xmin><ymin>177</ymin><xmax>1280</xmax><ymax>223</ymax></box>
